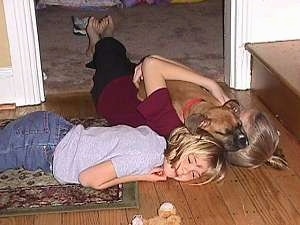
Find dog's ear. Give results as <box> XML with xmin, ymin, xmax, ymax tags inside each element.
<box><xmin>223</xmin><ymin>99</ymin><xmax>241</xmax><ymax>116</ymax></box>
<box><xmin>185</xmin><ymin>113</ymin><xmax>211</xmax><ymax>134</ymax></box>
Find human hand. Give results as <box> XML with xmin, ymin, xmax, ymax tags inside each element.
<box><xmin>210</xmin><ymin>82</ymin><xmax>231</xmax><ymax>105</ymax></box>
<box><xmin>146</xmin><ymin>167</ymin><xmax>167</xmax><ymax>182</ymax></box>
<box><xmin>132</xmin><ymin>63</ymin><xmax>143</xmax><ymax>89</ymax></box>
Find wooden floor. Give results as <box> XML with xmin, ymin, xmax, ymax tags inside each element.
<box><xmin>1</xmin><ymin>89</ymin><xmax>300</xmax><ymax>225</ymax></box>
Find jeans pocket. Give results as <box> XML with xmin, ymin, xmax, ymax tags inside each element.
<box><xmin>15</xmin><ymin>111</ymin><xmax>50</xmax><ymax>136</ymax></box>
<box><xmin>23</xmin><ymin>144</ymin><xmax>55</xmax><ymax>172</ymax></box>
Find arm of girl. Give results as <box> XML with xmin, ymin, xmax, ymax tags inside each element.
<box><xmin>133</xmin><ymin>55</ymin><xmax>230</xmax><ymax>104</ymax></box>
<box><xmin>149</xmin><ymin>55</ymin><xmax>193</xmax><ymax>71</ymax></box>
<box><xmin>79</xmin><ymin>161</ymin><xmax>167</xmax><ymax>190</ymax></box>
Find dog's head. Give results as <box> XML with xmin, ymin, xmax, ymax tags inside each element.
<box><xmin>185</xmin><ymin>100</ymin><xmax>248</xmax><ymax>152</ymax></box>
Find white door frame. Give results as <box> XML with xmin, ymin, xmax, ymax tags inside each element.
<box><xmin>224</xmin><ymin>0</ymin><xmax>252</xmax><ymax>90</ymax></box>
<box><xmin>2</xmin><ymin>0</ymin><xmax>249</xmax><ymax>106</ymax></box>
<box><xmin>1</xmin><ymin>0</ymin><xmax>44</xmax><ymax>106</ymax></box>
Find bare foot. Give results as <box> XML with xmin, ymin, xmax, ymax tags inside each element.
<box><xmin>86</xmin><ymin>16</ymin><xmax>109</xmax><ymax>57</ymax></box>
<box><xmin>102</xmin><ymin>15</ymin><xmax>114</xmax><ymax>38</ymax></box>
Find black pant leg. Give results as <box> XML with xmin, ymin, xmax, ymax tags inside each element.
<box><xmin>89</xmin><ymin>37</ymin><xmax>136</xmax><ymax>103</ymax></box>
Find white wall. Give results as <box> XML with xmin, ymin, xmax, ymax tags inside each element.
<box><xmin>250</xmin><ymin>0</ymin><xmax>300</xmax><ymax>42</ymax></box>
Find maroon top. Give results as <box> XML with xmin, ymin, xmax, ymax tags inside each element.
<box><xmin>96</xmin><ymin>76</ymin><xmax>183</xmax><ymax>137</ymax></box>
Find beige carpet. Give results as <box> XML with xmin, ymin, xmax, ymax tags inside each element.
<box><xmin>37</xmin><ymin>0</ymin><xmax>224</xmax><ymax>94</ymax></box>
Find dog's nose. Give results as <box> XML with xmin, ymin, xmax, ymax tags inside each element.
<box><xmin>232</xmin><ymin>128</ymin><xmax>249</xmax><ymax>150</ymax></box>
<box><xmin>236</xmin><ymin>133</ymin><xmax>249</xmax><ymax>149</ymax></box>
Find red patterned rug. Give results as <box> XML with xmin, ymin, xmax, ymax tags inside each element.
<box><xmin>0</xmin><ymin>117</ymin><xmax>138</xmax><ymax>217</ymax></box>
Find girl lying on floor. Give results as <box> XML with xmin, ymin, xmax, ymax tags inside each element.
<box><xmin>0</xmin><ymin>111</ymin><xmax>226</xmax><ymax>190</ymax></box>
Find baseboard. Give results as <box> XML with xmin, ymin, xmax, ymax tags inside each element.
<box><xmin>0</xmin><ymin>67</ymin><xmax>13</xmax><ymax>78</ymax></box>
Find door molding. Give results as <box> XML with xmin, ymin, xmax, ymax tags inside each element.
<box><xmin>224</xmin><ymin>0</ymin><xmax>252</xmax><ymax>90</ymax></box>
<box><xmin>2</xmin><ymin>0</ymin><xmax>44</xmax><ymax>106</ymax></box>
<box><xmin>0</xmin><ymin>67</ymin><xmax>13</xmax><ymax>78</ymax></box>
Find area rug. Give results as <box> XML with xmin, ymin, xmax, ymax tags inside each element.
<box><xmin>37</xmin><ymin>0</ymin><xmax>224</xmax><ymax>94</ymax></box>
<box><xmin>0</xmin><ymin>117</ymin><xmax>138</xmax><ymax>217</ymax></box>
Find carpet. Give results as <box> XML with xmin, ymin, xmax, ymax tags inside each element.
<box><xmin>37</xmin><ymin>0</ymin><xmax>224</xmax><ymax>94</ymax></box>
<box><xmin>0</xmin><ymin>117</ymin><xmax>138</xmax><ymax>217</ymax></box>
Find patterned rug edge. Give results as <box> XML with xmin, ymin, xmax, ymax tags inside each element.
<box><xmin>0</xmin><ymin>182</ymin><xmax>138</xmax><ymax>218</ymax></box>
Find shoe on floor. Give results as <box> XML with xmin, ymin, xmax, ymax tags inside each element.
<box><xmin>72</xmin><ymin>16</ymin><xmax>89</xmax><ymax>36</ymax></box>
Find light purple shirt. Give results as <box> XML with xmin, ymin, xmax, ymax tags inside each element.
<box><xmin>53</xmin><ymin>124</ymin><xmax>166</xmax><ymax>184</ymax></box>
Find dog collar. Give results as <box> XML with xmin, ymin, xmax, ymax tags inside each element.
<box><xmin>182</xmin><ymin>98</ymin><xmax>203</xmax><ymax>119</ymax></box>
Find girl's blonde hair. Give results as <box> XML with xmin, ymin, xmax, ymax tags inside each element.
<box><xmin>165</xmin><ymin>126</ymin><xmax>227</xmax><ymax>185</ymax></box>
<box><xmin>226</xmin><ymin>111</ymin><xmax>288</xmax><ymax>169</ymax></box>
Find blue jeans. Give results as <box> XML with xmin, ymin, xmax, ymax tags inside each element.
<box><xmin>0</xmin><ymin>111</ymin><xmax>73</xmax><ymax>172</ymax></box>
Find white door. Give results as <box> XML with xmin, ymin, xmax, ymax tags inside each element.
<box><xmin>1</xmin><ymin>0</ymin><xmax>44</xmax><ymax>106</ymax></box>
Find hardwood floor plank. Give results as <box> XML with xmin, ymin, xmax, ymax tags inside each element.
<box><xmin>97</xmin><ymin>210</ymin><xmax>128</xmax><ymax>225</ymax></box>
<box><xmin>44</xmin><ymin>93</ymin><xmax>96</xmax><ymax>117</ymax></box>
<box><xmin>0</xmin><ymin>92</ymin><xmax>96</xmax><ymax>119</ymax></box>
<box><xmin>61</xmin><ymin>211</ymin><xmax>97</xmax><ymax>225</ymax></box>
<box><xmin>0</xmin><ymin>217</ymin><xmax>15</xmax><ymax>225</ymax></box>
<box><xmin>181</xmin><ymin>184</ymin><xmax>234</xmax><ymax>225</ymax></box>
<box><xmin>265</xmin><ymin>169</ymin><xmax>300</xmax><ymax>220</ymax></box>
<box><xmin>34</xmin><ymin>213</ymin><xmax>61</xmax><ymax>225</ymax></box>
<box><xmin>0</xmin><ymin>216</ymin><xmax>35</xmax><ymax>225</ymax></box>
<box><xmin>126</xmin><ymin>182</ymin><xmax>159</xmax><ymax>223</ymax></box>
<box><xmin>155</xmin><ymin>180</ymin><xmax>196</xmax><ymax>225</ymax></box>
<box><xmin>217</xmin><ymin>169</ymin><xmax>266</xmax><ymax>225</ymax></box>
<box><xmin>0</xmin><ymin>217</ymin><xmax>11</xmax><ymax>225</ymax></box>
<box><xmin>61</xmin><ymin>210</ymin><xmax>127</xmax><ymax>225</ymax></box>
<box><xmin>233</xmin><ymin>167</ymin><xmax>300</xmax><ymax>225</ymax></box>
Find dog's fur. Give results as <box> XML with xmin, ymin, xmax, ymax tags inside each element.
<box><xmin>138</xmin><ymin>80</ymin><xmax>248</xmax><ymax>152</ymax></box>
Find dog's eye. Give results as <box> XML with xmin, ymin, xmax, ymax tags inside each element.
<box><xmin>216</xmin><ymin>128</ymin><xmax>233</xmax><ymax>135</ymax></box>
<box><xmin>215</xmin><ymin>131</ymin><xmax>225</xmax><ymax>135</ymax></box>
